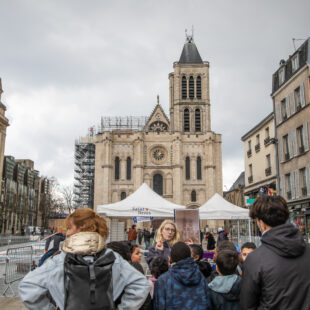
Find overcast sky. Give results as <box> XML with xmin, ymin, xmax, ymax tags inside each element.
<box><xmin>0</xmin><ymin>0</ymin><xmax>309</xmax><ymax>190</ymax></box>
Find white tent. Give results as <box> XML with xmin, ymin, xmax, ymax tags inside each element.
<box><xmin>97</xmin><ymin>183</ymin><xmax>185</xmax><ymax>218</ymax></box>
<box><xmin>199</xmin><ymin>193</ymin><xmax>250</xmax><ymax>220</ymax></box>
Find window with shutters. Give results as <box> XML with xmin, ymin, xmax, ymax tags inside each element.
<box><xmin>300</xmin><ymin>168</ymin><xmax>307</xmax><ymax>196</ymax></box>
<box><xmin>281</xmin><ymin>98</ymin><xmax>288</xmax><ymax>120</ymax></box>
<box><xmin>121</xmin><ymin>192</ymin><xmax>126</xmax><ymax>200</ymax></box>
<box><xmin>115</xmin><ymin>157</ymin><xmax>120</xmax><ymax>180</ymax></box>
<box><xmin>195</xmin><ymin>109</ymin><xmax>201</xmax><ymax>132</ymax></box>
<box><xmin>197</xmin><ymin>157</ymin><xmax>202</xmax><ymax>180</ymax></box>
<box><xmin>255</xmin><ymin>134</ymin><xmax>260</xmax><ymax>152</ymax></box>
<box><xmin>286</xmin><ymin>174</ymin><xmax>292</xmax><ymax>200</ymax></box>
<box><xmin>182</xmin><ymin>76</ymin><xmax>187</xmax><ymax>99</ymax></box>
<box><xmin>247</xmin><ymin>140</ymin><xmax>252</xmax><ymax>157</ymax></box>
<box><xmin>191</xmin><ymin>190</ymin><xmax>196</xmax><ymax>202</ymax></box>
<box><xmin>297</xmin><ymin>126</ymin><xmax>305</xmax><ymax>154</ymax></box>
<box><xmin>283</xmin><ymin>135</ymin><xmax>289</xmax><ymax>160</ymax></box>
<box><xmin>184</xmin><ymin>109</ymin><xmax>190</xmax><ymax>132</ymax></box>
<box><xmin>248</xmin><ymin>164</ymin><xmax>253</xmax><ymax>183</ymax></box>
<box><xmin>292</xmin><ymin>54</ymin><xmax>299</xmax><ymax>72</ymax></box>
<box><xmin>126</xmin><ymin>157</ymin><xmax>131</xmax><ymax>180</ymax></box>
<box><xmin>278</xmin><ymin>67</ymin><xmax>285</xmax><ymax>85</ymax></box>
<box><xmin>196</xmin><ymin>76</ymin><xmax>201</xmax><ymax>99</ymax></box>
<box><xmin>186</xmin><ymin>157</ymin><xmax>190</xmax><ymax>180</ymax></box>
<box><xmin>265</xmin><ymin>154</ymin><xmax>271</xmax><ymax>176</ymax></box>
<box><xmin>189</xmin><ymin>76</ymin><xmax>194</xmax><ymax>99</ymax></box>
<box><xmin>295</xmin><ymin>87</ymin><xmax>302</xmax><ymax>110</ymax></box>
<box><xmin>295</xmin><ymin>170</ymin><xmax>300</xmax><ymax>199</ymax></box>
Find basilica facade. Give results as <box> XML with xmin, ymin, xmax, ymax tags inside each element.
<box><xmin>78</xmin><ymin>37</ymin><xmax>222</xmax><ymax>210</ymax></box>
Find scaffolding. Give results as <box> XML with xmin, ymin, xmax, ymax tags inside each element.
<box><xmin>73</xmin><ymin>141</ymin><xmax>95</xmax><ymax>209</ymax></box>
<box><xmin>87</xmin><ymin>116</ymin><xmax>148</xmax><ymax>136</ymax></box>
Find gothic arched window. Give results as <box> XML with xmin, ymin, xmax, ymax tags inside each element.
<box><xmin>186</xmin><ymin>156</ymin><xmax>190</xmax><ymax>180</ymax></box>
<box><xmin>182</xmin><ymin>76</ymin><xmax>187</xmax><ymax>99</ymax></box>
<box><xmin>195</xmin><ymin>109</ymin><xmax>201</xmax><ymax>132</ymax></box>
<box><xmin>115</xmin><ymin>156</ymin><xmax>120</xmax><ymax>180</ymax></box>
<box><xmin>191</xmin><ymin>190</ymin><xmax>197</xmax><ymax>202</ymax></box>
<box><xmin>121</xmin><ymin>192</ymin><xmax>126</xmax><ymax>200</ymax></box>
<box><xmin>126</xmin><ymin>157</ymin><xmax>131</xmax><ymax>180</ymax></box>
<box><xmin>197</xmin><ymin>156</ymin><xmax>202</xmax><ymax>180</ymax></box>
<box><xmin>153</xmin><ymin>174</ymin><xmax>163</xmax><ymax>196</ymax></box>
<box><xmin>184</xmin><ymin>108</ymin><xmax>190</xmax><ymax>132</ymax></box>
<box><xmin>196</xmin><ymin>76</ymin><xmax>201</xmax><ymax>99</ymax></box>
<box><xmin>189</xmin><ymin>76</ymin><xmax>194</xmax><ymax>99</ymax></box>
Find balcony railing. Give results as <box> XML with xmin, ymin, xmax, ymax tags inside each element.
<box><xmin>255</xmin><ymin>144</ymin><xmax>260</xmax><ymax>152</ymax></box>
<box><xmin>299</xmin><ymin>145</ymin><xmax>305</xmax><ymax>155</ymax></box>
<box><xmin>302</xmin><ymin>187</ymin><xmax>307</xmax><ymax>196</ymax></box>
<box><xmin>265</xmin><ymin>167</ymin><xmax>272</xmax><ymax>176</ymax></box>
<box><xmin>248</xmin><ymin>176</ymin><xmax>253</xmax><ymax>183</ymax></box>
<box><xmin>285</xmin><ymin>153</ymin><xmax>290</xmax><ymax>161</ymax></box>
<box><xmin>247</xmin><ymin>150</ymin><xmax>252</xmax><ymax>157</ymax></box>
<box><xmin>283</xmin><ymin>113</ymin><xmax>288</xmax><ymax>120</ymax></box>
<box><xmin>287</xmin><ymin>191</ymin><xmax>292</xmax><ymax>200</ymax></box>
<box><xmin>297</xmin><ymin>104</ymin><xmax>302</xmax><ymax>112</ymax></box>
<box><xmin>264</xmin><ymin>137</ymin><xmax>271</xmax><ymax>145</ymax></box>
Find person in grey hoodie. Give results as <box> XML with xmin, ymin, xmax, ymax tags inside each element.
<box><xmin>208</xmin><ymin>249</ymin><xmax>242</xmax><ymax>310</ymax></box>
<box><xmin>19</xmin><ymin>208</ymin><xmax>150</xmax><ymax>310</ymax></box>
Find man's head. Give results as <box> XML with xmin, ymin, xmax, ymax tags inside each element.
<box><xmin>189</xmin><ymin>244</ymin><xmax>204</xmax><ymax>261</ymax></box>
<box><xmin>171</xmin><ymin>241</ymin><xmax>191</xmax><ymax>263</ymax></box>
<box><xmin>241</xmin><ymin>242</ymin><xmax>256</xmax><ymax>262</ymax></box>
<box><xmin>250</xmin><ymin>196</ymin><xmax>289</xmax><ymax>233</ymax></box>
<box><xmin>216</xmin><ymin>249</ymin><xmax>239</xmax><ymax>276</ymax></box>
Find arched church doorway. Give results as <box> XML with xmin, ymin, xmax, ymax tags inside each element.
<box><xmin>153</xmin><ymin>174</ymin><xmax>163</xmax><ymax>196</ymax></box>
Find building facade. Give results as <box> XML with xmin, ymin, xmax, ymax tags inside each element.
<box><xmin>75</xmin><ymin>37</ymin><xmax>223</xmax><ymax>210</ymax></box>
<box><xmin>271</xmin><ymin>39</ymin><xmax>310</xmax><ymax>242</ymax></box>
<box><xmin>224</xmin><ymin>172</ymin><xmax>245</xmax><ymax>208</ymax></box>
<box><xmin>241</xmin><ymin>113</ymin><xmax>277</xmax><ymax>199</ymax></box>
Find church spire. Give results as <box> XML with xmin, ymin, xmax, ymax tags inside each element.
<box><xmin>179</xmin><ymin>28</ymin><xmax>203</xmax><ymax>64</ymax></box>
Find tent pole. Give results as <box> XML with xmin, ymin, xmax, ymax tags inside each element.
<box><xmin>248</xmin><ymin>219</ymin><xmax>252</xmax><ymax>242</ymax></box>
<box><xmin>237</xmin><ymin>220</ymin><xmax>240</xmax><ymax>245</ymax></box>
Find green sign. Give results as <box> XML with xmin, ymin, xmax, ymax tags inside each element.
<box><xmin>246</xmin><ymin>198</ymin><xmax>255</xmax><ymax>204</ymax></box>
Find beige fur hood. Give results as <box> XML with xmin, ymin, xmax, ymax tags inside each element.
<box><xmin>62</xmin><ymin>231</ymin><xmax>106</xmax><ymax>255</ymax></box>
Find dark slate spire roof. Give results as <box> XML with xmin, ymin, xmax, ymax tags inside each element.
<box><xmin>179</xmin><ymin>37</ymin><xmax>203</xmax><ymax>64</ymax></box>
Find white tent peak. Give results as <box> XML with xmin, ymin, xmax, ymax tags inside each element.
<box><xmin>199</xmin><ymin>193</ymin><xmax>250</xmax><ymax>220</ymax></box>
<box><xmin>97</xmin><ymin>183</ymin><xmax>185</xmax><ymax>218</ymax></box>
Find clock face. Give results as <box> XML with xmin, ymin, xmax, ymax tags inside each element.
<box><xmin>150</xmin><ymin>146</ymin><xmax>167</xmax><ymax>164</ymax></box>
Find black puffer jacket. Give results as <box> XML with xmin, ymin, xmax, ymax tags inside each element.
<box><xmin>209</xmin><ymin>275</ymin><xmax>242</xmax><ymax>310</ymax></box>
<box><xmin>240</xmin><ymin>223</ymin><xmax>310</xmax><ymax>310</ymax></box>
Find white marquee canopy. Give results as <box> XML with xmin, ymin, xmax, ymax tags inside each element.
<box><xmin>97</xmin><ymin>183</ymin><xmax>185</xmax><ymax>218</ymax></box>
<box><xmin>199</xmin><ymin>193</ymin><xmax>250</xmax><ymax>220</ymax></box>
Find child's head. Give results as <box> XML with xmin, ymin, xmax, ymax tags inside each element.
<box><xmin>106</xmin><ymin>241</ymin><xmax>131</xmax><ymax>261</ymax></box>
<box><xmin>241</xmin><ymin>242</ymin><xmax>256</xmax><ymax>262</ymax></box>
<box><xmin>130</xmin><ymin>244</ymin><xmax>142</xmax><ymax>263</ymax></box>
<box><xmin>189</xmin><ymin>244</ymin><xmax>204</xmax><ymax>261</ymax></box>
<box><xmin>151</xmin><ymin>256</ymin><xmax>169</xmax><ymax>279</ymax></box>
<box><xmin>216</xmin><ymin>249</ymin><xmax>239</xmax><ymax>276</ymax></box>
<box><xmin>214</xmin><ymin>240</ymin><xmax>236</xmax><ymax>263</ymax></box>
<box><xmin>171</xmin><ymin>241</ymin><xmax>191</xmax><ymax>263</ymax></box>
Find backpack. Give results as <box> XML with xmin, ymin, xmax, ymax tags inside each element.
<box><xmin>64</xmin><ymin>249</ymin><xmax>115</xmax><ymax>310</ymax></box>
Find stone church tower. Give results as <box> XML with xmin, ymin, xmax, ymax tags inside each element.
<box><xmin>75</xmin><ymin>36</ymin><xmax>222</xmax><ymax>210</ymax></box>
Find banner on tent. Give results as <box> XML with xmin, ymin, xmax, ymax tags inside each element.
<box><xmin>132</xmin><ymin>207</ymin><xmax>152</xmax><ymax>216</ymax></box>
<box><xmin>133</xmin><ymin>216</ymin><xmax>154</xmax><ymax>223</ymax></box>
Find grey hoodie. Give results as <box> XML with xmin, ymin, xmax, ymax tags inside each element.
<box><xmin>19</xmin><ymin>232</ymin><xmax>150</xmax><ymax>310</ymax></box>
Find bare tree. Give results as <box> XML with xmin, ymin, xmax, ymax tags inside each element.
<box><xmin>59</xmin><ymin>185</ymin><xmax>74</xmax><ymax>214</ymax></box>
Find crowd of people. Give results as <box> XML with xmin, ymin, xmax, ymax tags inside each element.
<box><xmin>18</xmin><ymin>195</ymin><xmax>310</xmax><ymax>309</ymax></box>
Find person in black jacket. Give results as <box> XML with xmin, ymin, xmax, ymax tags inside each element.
<box><xmin>241</xmin><ymin>195</ymin><xmax>310</xmax><ymax>310</ymax></box>
<box><xmin>206</xmin><ymin>232</ymin><xmax>216</xmax><ymax>250</ymax></box>
<box><xmin>208</xmin><ymin>249</ymin><xmax>242</xmax><ymax>310</ymax></box>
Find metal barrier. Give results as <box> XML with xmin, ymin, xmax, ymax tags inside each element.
<box><xmin>0</xmin><ymin>236</ymin><xmax>31</xmax><ymax>247</ymax></box>
<box><xmin>2</xmin><ymin>246</ymin><xmax>33</xmax><ymax>297</ymax></box>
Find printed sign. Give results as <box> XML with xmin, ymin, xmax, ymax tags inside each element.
<box><xmin>132</xmin><ymin>207</ymin><xmax>152</xmax><ymax>216</ymax></box>
<box><xmin>175</xmin><ymin>209</ymin><xmax>200</xmax><ymax>243</ymax></box>
<box><xmin>133</xmin><ymin>216</ymin><xmax>154</xmax><ymax>223</ymax></box>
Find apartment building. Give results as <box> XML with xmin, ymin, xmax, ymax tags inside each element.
<box><xmin>241</xmin><ymin>113</ymin><xmax>277</xmax><ymax>198</ymax></box>
<box><xmin>271</xmin><ymin>38</ymin><xmax>310</xmax><ymax>242</ymax></box>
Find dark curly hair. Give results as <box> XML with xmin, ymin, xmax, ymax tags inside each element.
<box><xmin>151</xmin><ymin>256</ymin><xmax>169</xmax><ymax>279</ymax></box>
<box><xmin>249</xmin><ymin>195</ymin><xmax>289</xmax><ymax>227</ymax></box>
<box><xmin>106</xmin><ymin>241</ymin><xmax>131</xmax><ymax>261</ymax></box>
